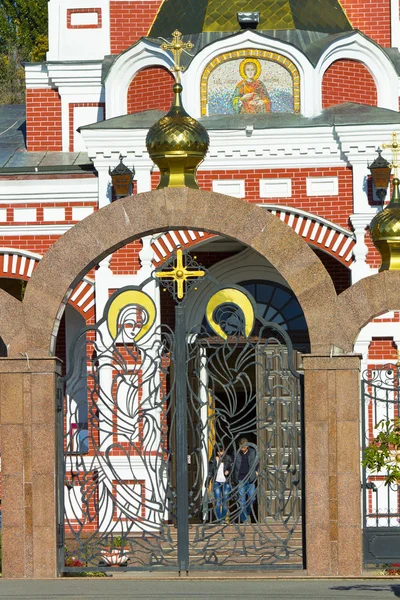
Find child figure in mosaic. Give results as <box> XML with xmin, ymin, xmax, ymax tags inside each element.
<box><xmin>232</xmin><ymin>58</ymin><xmax>270</xmax><ymax>114</ymax></box>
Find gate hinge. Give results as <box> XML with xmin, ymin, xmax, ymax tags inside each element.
<box><xmin>57</xmin><ymin>523</ymin><xmax>64</xmax><ymax>549</ymax></box>
<box><xmin>56</xmin><ymin>386</ymin><xmax>63</xmax><ymax>413</ymax></box>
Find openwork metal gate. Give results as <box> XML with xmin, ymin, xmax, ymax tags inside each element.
<box><xmin>58</xmin><ymin>250</ymin><xmax>304</xmax><ymax>573</ymax></box>
<box><xmin>362</xmin><ymin>364</ymin><xmax>400</xmax><ymax>564</ymax></box>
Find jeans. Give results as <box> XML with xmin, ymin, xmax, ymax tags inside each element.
<box><xmin>238</xmin><ymin>481</ymin><xmax>256</xmax><ymax>523</ymax></box>
<box><xmin>213</xmin><ymin>481</ymin><xmax>231</xmax><ymax>520</ymax></box>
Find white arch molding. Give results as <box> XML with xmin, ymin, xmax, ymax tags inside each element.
<box><xmin>105</xmin><ymin>39</ymin><xmax>174</xmax><ymax>118</ymax></box>
<box><xmin>316</xmin><ymin>32</ymin><xmax>399</xmax><ymax>111</ymax></box>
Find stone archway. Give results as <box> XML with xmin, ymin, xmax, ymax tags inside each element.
<box><xmin>0</xmin><ymin>288</ymin><xmax>25</xmax><ymax>355</ymax></box>
<box><xmin>22</xmin><ymin>188</ymin><xmax>337</xmax><ymax>356</ymax></box>
<box><xmin>0</xmin><ymin>188</ymin><xmax>368</xmax><ymax>579</ymax></box>
<box><xmin>334</xmin><ymin>270</ymin><xmax>400</xmax><ymax>352</ymax></box>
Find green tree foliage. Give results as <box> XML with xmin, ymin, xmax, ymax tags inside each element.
<box><xmin>362</xmin><ymin>418</ymin><xmax>400</xmax><ymax>485</ymax></box>
<box><xmin>0</xmin><ymin>0</ymin><xmax>48</xmax><ymax>104</ymax></box>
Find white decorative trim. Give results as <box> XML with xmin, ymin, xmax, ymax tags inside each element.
<box><xmin>0</xmin><ymin>224</ymin><xmax>72</xmax><ymax>235</ymax></box>
<box><xmin>212</xmin><ymin>179</ymin><xmax>245</xmax><ymax>198</ymax></box>
<box><xmin>105</xmin><ymin>39</ymin><xmax>174</xmax><ymax>119</ymax></box>
<box><xmin>72</xmin><ymin>206</ymin><xmax>94</xmax><ymax>220</ymax></box>
<box><xmin>43</xmin><ymin>207</ymin><xmax>66</xmax><ymax>222</ymax></box>
<box><xmin>47</xmin><ymin>61</ymin><xmax>103</xmax><ymax>89</ymax></box>
<box><xmin>306</xmin><ymin>177</ymin><xmax>338</xmax><ymax>196</ymax></box>
<box><xmin>316</xmin><ymin>31</ymin><xmax>399</xmax><ymax>111</ymax></box>
<box><xmin>13</xmin><ymin>208</ymin><xmax>37</xmax><ymax>223</ymax></box>
<box><xmin>0</xmin><ymin>179</ymin><xmax>98</xmax><ymax>205</ymax></box>
<box><xmin>24</xmin><ymin>63</ymin><xmax>51</xmax><ymax>89</ymax></box>
<box><xmin>259</xmin><ymin>179</ymin><xmax>292</xmax><ymax>198</ymax></box>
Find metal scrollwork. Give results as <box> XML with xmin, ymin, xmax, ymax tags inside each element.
<box><xmin>59</xmin><ymin>257</ymin><xmax>304</xmax><ymax>573</ymax></box>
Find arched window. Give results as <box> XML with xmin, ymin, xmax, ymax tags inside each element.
<box><xmin>240</xmin><ymin>280</ymin><xmax>309</xmax><ymax>351</ymax></box>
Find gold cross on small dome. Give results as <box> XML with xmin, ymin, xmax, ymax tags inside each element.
<box><xmin>383</xmin><ymin>132</ymin><xmax>400</xmax><ymax>177</ymax></box>
<box><xmin>155</xmin><ymin>248</ymin><xmax>205</xmax><ymax>299</ymax></box>
<box><xmin>161</xmin><ymin>30</ymin><xmax>194</xmax><ymax>82</ymax></box>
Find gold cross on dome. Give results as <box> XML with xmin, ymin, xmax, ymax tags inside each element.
<box><xmin>155</xmin><ymin>248</ymin><xmax>205</xmax><ymax>300</ymax></box>
<box><xmin>161</xmin><ymin>30</ymin><xmax>193</xmax><ymax>82</ymax></box>
<box><xmin>383</xmin><ymin>131</ymin><xmax>400</xmax><ymax>177</ymax></box>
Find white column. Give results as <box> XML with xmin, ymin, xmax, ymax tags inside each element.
<box><xmin>349</xmin><ymin>214</ymin><xmax>378</xmax><ymax>283</ymax></box>
<box><xmin>96</xmin><ymin>163</ymin><xmax>112</xmax><ymax>209</ymax></box>
<box><xmin>352</xmin><ymin>162</ymin><xmax>373</xmax><ymax>214</ymax></box>
<box><xmin>135</xmin><ymin>165</ymin><xmax>153</xmax><ymax>193</ymax></box>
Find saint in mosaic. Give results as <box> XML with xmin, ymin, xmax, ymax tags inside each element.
<box><xmin>206</xmin><ymin>54</ymin><xmax>296</xmax><ymax>116</ymax></box>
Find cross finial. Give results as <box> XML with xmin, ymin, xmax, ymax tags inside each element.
<box><xmin>155</xmin><ymin>248</ymin><xmax>205</xmax><ymax>300</ymax></box>
<box><xmin>382</xmin><ymin>132</ymin><xmax>400</xmax><ymax>178</ymax></box>
<box><xmin>161</xmin><ymin>30</ymin><xmax>193</xmax><ymax>83</ymax></box>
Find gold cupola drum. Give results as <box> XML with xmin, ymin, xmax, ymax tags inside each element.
<box><xmin>370</xmin><ymin>133</ymin><xmax>400</xmax><ymax>271</ymax></box>
<box><xmin>146</xmin><ymin>31</ymin><xmax>209</xmax><ymax>189</ymax></box>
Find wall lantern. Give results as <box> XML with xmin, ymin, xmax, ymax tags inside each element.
<box><xmin>109</xmin><ymin>156</ymin><xmax>135</xmax><ymax>200</ymax></box>
<box><xmin>368</xmin><ymin>147</ymin><xmax>392</xmax><ymax>202</ymax></box>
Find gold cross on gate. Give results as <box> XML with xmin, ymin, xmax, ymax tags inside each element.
<box><xmin>155</xmin><ymin>248</ymin><xmax>205</xmax><ymax>300</ymax></box>
<box><xmin>383</xmin><ymin>131</ymin><xmax>400</xmax><ymax>177</ymax></box>
<box><xmin>161</xmin><ymin>30</ymin><xmax>194</xmax><ymax>82</ymax></box>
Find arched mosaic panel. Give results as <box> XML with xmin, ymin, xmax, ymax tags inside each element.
<box><xmin>201</xmin><ymin>49</ymin><xmax>300</xmax><ymax>116</ymax></box>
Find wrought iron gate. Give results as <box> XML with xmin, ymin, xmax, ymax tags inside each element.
<box><xmin>362</xmin><ymin>364</ymin><xmax>400</xmax><ymax>564</ymax></box>
<box><xmin>58</xmin><ymin>250</ymin><xmax>304</xmax><ymax>573</ymax></box>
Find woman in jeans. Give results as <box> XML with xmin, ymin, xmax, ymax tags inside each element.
<box><xmin>208</xmin><ymin>447</ymin><xmax>232</xmax><ymax>521</ymax></box>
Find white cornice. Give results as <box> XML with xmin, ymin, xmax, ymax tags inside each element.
<box><xmin>335</xmin><ymin>123</ymin><xmax>400</xmax><ymax>162</ymax></box>
<box><xmin>24</xmin><ymin>63</ymin><xmax>51</xmax><ymax>89</ymax></box>
<box><xmin>0</xmin><ymin>179</ymin><xmax>98</xmax><ymax>204</ymax></box>
<box><xmin>0</xmin><ymin>225</ymin><xmax>72</xmax><ymax>236</ymax></box>
<box><xmin>81</xmin><ymin>121</ymin><xmax>400</xmax><ymax>172</ymax></box>
<box><xmin>47</xmin><ymin>61</ymin><xmax>103</xmax><ymax>88</ymax></box>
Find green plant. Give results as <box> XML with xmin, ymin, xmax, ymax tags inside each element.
<box><xmin>112</xmin><ymin>536</ymin><xmax>123</xmax><ymax>548</ymax></box>
<box><xmin>362</xmin><ymin>418</ymin><xmax>400</xmax><ymax>485</ymax></box>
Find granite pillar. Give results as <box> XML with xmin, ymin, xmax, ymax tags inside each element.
<box><xmin>302</xmin><ymin>354</ymin><xmax>362</xmax><ymax>576</ymax></box>
<box><xmin>0</xmin><ymin>357</ymin><xmax>62</xmax><ymax>579</ymax></box>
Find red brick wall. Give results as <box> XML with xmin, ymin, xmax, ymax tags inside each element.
<box><xmin>322</xmin><ymin>60</ymin><xmax>378</xmax><ymax>108</ymax></box>
<box><xmin>109</xmin><ymin>240</ymin><xmax>142</xmax><ymax>274</ymax></box>
<box><xmin>26</xmin><ymin>89</ymin><xmax>62</xmax><ymax>151</ymax></box>
<box><xmin>152</xmin><ymin>167</ymin><xmax>353</xmax><ymax>229</ymax></box>
<box><xmin>313</xmin><ymin>248</ymin><xmax>351</xmax><ymax>294</ymax></box>
<box><xmin>127</xmin><ymin>67</ymin><xmax>174</xmax><ymax>114</ymax></box>
<box><xmin>340</xmin><ymin>0</ymin><xmax>391</xmax><ymax>46</ymax></box>
<box><xmin>368</xmin><ymin>338</ymin><xmax>398</xmax><ymax>361</ymax></box>
<box><xmin>110</xmin><ymin>1</ymin><xmax>162</xmax><ymax>54</ymax></box>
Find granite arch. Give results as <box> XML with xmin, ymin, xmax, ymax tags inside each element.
<box><xmin>335</xmin><ymin>270</ymin><xmax>400</xmax><ymax>352</ymax></box>
<box><xmin>21</xmin><ymin>188</ymin><xmax>337</xmax><ymax>356</ymax></box>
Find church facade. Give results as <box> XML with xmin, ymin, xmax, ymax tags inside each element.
<box><xmin>1</xmin><ymin>0</ymin><xmax>400</xmax><ymax>578</ymax></box>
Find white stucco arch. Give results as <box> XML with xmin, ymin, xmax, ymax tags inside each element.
<box><xmin>105</xmin><ymin>39</ymin><xmax>174</xmax><ymax>118</ymax></box>
<box><xmin>185</xmin><ymin>246</ymin><xmax>289</xmax><ymax>329</ymax></box>
<box><xmin>316</xmin><ymin>32</ymin><xmax>399</xmax><ymax>111</ymax></box>
<box><xmin>182</xmin><ymin>30</ymin><xmax>317</xmax><ymax>118</ymax></box>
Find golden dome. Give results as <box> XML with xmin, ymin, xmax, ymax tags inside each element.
<box><xmin>370</xmin><ymin>178</ymin><xmax>400</xmax><ymax>271</ymax></box>
<box><xmin>146</xmin><ymin>82</ymin><xmax>209</xmax><ymax>189</ymax></box>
